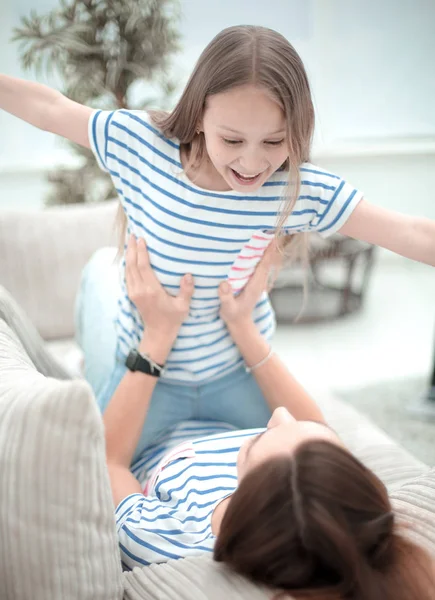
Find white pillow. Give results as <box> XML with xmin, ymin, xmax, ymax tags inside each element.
<box><xmin>0</xmin><ymin>319</ymin><xmax>123</xmax><ymax>600</ymax></box>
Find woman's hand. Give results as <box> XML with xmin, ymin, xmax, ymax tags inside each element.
<box><xmin>104</xmin><ymin>235</ymin><xmax>194</xmax><ymax>490</ymax></box>
<box><xmin>126</xmin><ymin>235</ymin><xmax>194</xmax><ymax>338</ymax></box>
<box><xmin>218</xmin><ymin>241</ymin><xmax>278</xmax><ymax>326</ymax></box>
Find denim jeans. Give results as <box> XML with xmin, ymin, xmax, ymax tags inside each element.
<box><xmin>75</xmin><ymin>248</ymin><xmax>272</xmax><ymax>461</ymax></box>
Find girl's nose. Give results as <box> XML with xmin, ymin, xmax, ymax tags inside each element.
<box><xmin>238</xmin><ymin>149</ymin><xmax>267</xmax><ymax>174</ymax></box>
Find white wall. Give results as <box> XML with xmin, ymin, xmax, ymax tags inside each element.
<box><xmin>1</xmin><ymin>0</ymin><xmax>434</xmax><ymax>220</ymax></box>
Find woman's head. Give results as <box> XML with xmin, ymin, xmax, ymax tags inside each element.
<box><xmin>216</xmin><ymin>418</ymin><xmax>434</xmax><ymax>599</ymax></box>
<box><xmin>153</xmin><ymin>25</ymin><xmax>314</xmax><ymax>192</ymax></box>
<box><xmin>237</xmin><ymin>407</ymin><xmax>341</xmax><ymax>480</ymax></box>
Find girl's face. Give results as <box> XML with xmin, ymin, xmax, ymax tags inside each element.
<box><xmin>237</xmin><ymin>407</ymin><xmax>342</xmax><ymax>480</ymax></box>
<box><xmin>200</xmin><ymin>84</ymin><xmax>289</xmax><ymax>192</ymax></box>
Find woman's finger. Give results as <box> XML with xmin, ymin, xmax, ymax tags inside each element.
<box><xmin>263</xmin><ymin>239</ymin><xmax>282</xmax><ymax>292</ymax></box>
<box><xmin>125</xmin><ymin>234</ymin><xmax>141</xmax><ymax>292</ymax></box>
<box><xmin>219</xmin><ymin>280</ymin><xmax>231</xmax><ymax>295</ymax></box>
<box><xmin>137</xmin><ymin>237</ymin><xmax>163</xmax><ymax>295</ymax></box>
<box><xmin>178</xmin><ymin>273</ymin><xmax>195</xmax><ymax>304</ymax></box>
<box><xmin>218</xmin><ymin>280</ymin><xmax>235</xmax><ymax>305</ymax></box>
<box><xmin>262</xmin><ymin>239</ymin><xmax>281</xmax><ymax>270</ymax></box>
<box><xmin>241</xmin><ymin>243</ymin><xmax>276</xmax><ymax>300</ymax></box>
<box><xmin>136</xmin><ymin>238</ymin><xmax>152</xmax><ymax>276</ymax></box>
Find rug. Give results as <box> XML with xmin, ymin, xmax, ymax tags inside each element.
<box><xmin>336</xmin><ymin>377</ymin><xmax>435</xmax><ymax>466</ymax></box>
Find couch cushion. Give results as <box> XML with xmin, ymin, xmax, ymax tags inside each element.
<box><xmin>0</xmin><ymin>200</ymin><xmax>118</xmax><ymax>340</ymax></box>
<box><xmin>391</xmin><ymin>468</ymin><xmax>435</xmax><ymax>554</ymax></box>
<box><xmin>0</xmin><ymin>319</ymin><xmax>123</xmax><ymax>600</ymax></box>
<box><xmin>123</xmin><ymin>554</ymin><xmax>274</xmax><ymax>600</ymax></box>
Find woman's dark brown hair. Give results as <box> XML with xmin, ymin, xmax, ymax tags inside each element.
<box><xmin>214</xmin><ymin>440</ymin><xmax>434</xmax><ymax>599</ymax></box>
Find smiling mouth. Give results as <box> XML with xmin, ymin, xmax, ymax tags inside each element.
<box><xmin>231</xmin><ymin>169</ymin><xmax>263</xmax><ymax>185</ymax></box>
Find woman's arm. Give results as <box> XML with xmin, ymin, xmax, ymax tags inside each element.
<box><xmin>226</xmin><ymin>319</ymin><xmax>324</xmax><ymax>422</ymax></box>
<box><xmin>103</xmin><ymin>236</ymin><xmax>193</xmax><ymax>505</ymax></box>
<box><xmin>0</xmin><ymin>74</ymin><xmax>92</xmax><ymax>147</ymax></box>
<box><xmin>104</xmin><ymin>327</ymin><xmax>178</xmax><ymax>504</ymax></box>
<box><xmin>218</xmin><ymin>244</ymin><xmax>325</xmax><ymax>423</ymax></box>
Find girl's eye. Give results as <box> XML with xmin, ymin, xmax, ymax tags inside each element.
<box><xmin>223</xmin><ymin>138</ymin><xmax>242</xmax><ymax>145</ymax></box>
<box><xmin>222</xmin><ymin>138</ymin><xmax>284</xmax><ymax>146</ymax></box>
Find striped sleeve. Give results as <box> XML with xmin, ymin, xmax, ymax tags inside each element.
<box><xmin>115</xmin><ymin>493</ymin><xmax>213</xmax><ymax>569</ymax></box>
<box><xmin>88</xmin><ymin>108</ymin><xmax>161</xmax><ymax>173</ymax></box>
<box><xmin>88</xmin><ymin>109</ymin><xmax>115</xmax><ymax>172</ymax></box>
<box><xmin>292</xmin><ymin>164</ymin><xmax>364</xmax><ymax>238</ymax></box>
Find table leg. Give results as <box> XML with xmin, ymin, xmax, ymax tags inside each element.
<box><xmin>408</xmin><ymin>338</ymin><xmax>435</xmax><ymax>419</ymax></box>
<box><xmin>428</xmin><ymin>345</ymin><xmax>435</xmax><ymax>399</ymax></box>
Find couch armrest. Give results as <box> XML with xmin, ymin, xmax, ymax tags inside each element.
<box><xmin>0</xmin><ymin>200</ymin><xmax>118</xmax><ymax>340</ymax></box>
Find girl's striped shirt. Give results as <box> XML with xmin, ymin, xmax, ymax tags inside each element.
<box><xmin>89</xmin><ymin>109</ymin><xmax>363</xmax><ymax>383</ymax></box>
<box><xmin>117</xmin><ymin>420</ymin><xmax>259</xmax><ymax>570</ymax></box>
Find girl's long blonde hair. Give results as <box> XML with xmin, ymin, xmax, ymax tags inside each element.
<box><xmin>117</xmin><ymin>25</ymin><xmax>315</xmax><ymax>272</ymax></box>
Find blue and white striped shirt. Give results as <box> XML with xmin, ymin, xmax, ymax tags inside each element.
<box><xmin>116</xmin><ymin>421</ymin><xmax>260</xmax><ymax>570</ymax></box>
<box><xmin>89</xmin><ymin>109</ymin><xmax>363</xmax><ymax>383</ymax></box>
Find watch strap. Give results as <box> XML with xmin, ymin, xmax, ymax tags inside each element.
<box><xmin>125</xmin><ymin>349</ymin><xmax>165</xmax><ymax>377</ymax></box>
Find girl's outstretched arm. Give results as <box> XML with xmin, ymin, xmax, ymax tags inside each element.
<box><xmin>0</xmin><ymin>74</ymin><xmax>92</xmax><ymax>148</ymax></box>
<box><xmin>339</xmin><ymin>199</ymin><xmax>435</xmax><ymax>266</ymax></box>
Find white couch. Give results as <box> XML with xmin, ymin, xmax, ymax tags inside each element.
<box><xmin>0</xmin><ymin>201</ymin><xmax>434</xmax><ymax>600</ymax></box>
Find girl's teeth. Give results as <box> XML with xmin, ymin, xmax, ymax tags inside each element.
<box><xmin>235</xmin><ymin>171</ymin><xmax>258</xmax><ymax>180</ymax></box>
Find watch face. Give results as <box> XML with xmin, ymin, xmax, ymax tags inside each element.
<box><xmin>126</xmin><ymin>350</ymin><xmax>138</xmax><ymax>371</ymax></box>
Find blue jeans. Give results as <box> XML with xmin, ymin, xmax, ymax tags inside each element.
<box><xmin>75</xmin><ymin>248</ymin><xmax>272</xmax><ymax>461</ymax></box>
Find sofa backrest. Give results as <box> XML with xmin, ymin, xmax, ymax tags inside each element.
<box><xmin>0</xmin><ymin>200</ymin><xmax>118</xmax><ymax>339</ymax></box>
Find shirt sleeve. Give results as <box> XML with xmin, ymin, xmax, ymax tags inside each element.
<box><xmin>114</xmin><ymin>493</ymin><xmax>212</xmax><ymax>569</ymax></box>
<box><xmin>88</xmin><ymin>109</ymin><xmax>116</xmax><ymax>172</ymax></box>
<box><xmin>288</xmin><ymin>165</ymin><xmax>364</xmax><ymax>238</ymax></box>
<box><xmin>88</xmin><ymin>108</ymin><xmax>160</xmax><ymax>174</ymax></box>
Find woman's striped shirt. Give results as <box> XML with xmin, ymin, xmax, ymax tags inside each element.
<box><xmin>116</xmin><ymin>421</ymin><xmax>260</xmax><ymax>570</ymax></box>
<box><xmin>89</xmin><ymin>109</ymin><xmax>363</xmax><ymax>383</ymax></box>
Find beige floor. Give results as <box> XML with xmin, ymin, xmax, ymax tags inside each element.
<box><xmin>272</xmin><ymin>257</ymin><xmax>435</xmax><ymax>393</ymax></box>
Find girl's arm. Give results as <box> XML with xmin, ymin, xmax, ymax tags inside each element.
<box><xmin>339</xmin><ymin>199</ymin><xmax>435</xmax><ymax>267</ymax></box>
<box><xmin>0</xmin><ymin>74</ymin><xmax>92</xmax><ymax>147</ymax></box>
<box><xmin>103</xmin><ymin>235</ymin><xmax>194</xmax><ymax>505</ymax></box>
<box><xmin>218</xmin><ymin>244</ymin><xmax>325</xmax><ymax>423</ymax></box>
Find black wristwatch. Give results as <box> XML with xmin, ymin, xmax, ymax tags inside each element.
<box><xmin>125</xmin><ymin>349</ymin><xmax>165</xmax><ymax>378</ymax></box>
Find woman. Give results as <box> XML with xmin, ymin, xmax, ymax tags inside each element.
<box><xmin>103</xmin><ymin>235</ymin><xmax>434</xmax><ymax>599</ymax></box>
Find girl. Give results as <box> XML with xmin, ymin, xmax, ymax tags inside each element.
<box><xmin>104</xmin><ymin>234</ymin><xmax>434</xmax><ymax>600</ymax></box>
<box><xmin>1</xmin><ymin>25</ymin><xmax>434</xmax><ymax>459</ymax></box>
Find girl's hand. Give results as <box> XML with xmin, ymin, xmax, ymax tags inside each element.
<box><xmin>126</xmin><ymin>235</ymin><xmax>194</xmax><ymax>337</ymax></box>
<box><xmin>218</xmin><ymin>241</ymin><xmax>278</xmax><ymax>326</ymax></box>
